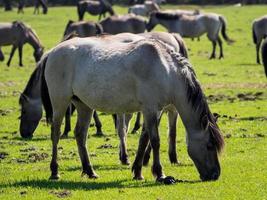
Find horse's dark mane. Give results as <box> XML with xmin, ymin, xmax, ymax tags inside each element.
<box><xmin>19</xmin><ymin>66</ymin><xmax>42</xmax><ymax>105</ymax></box>
<box><xmin>154</xmin><ymin>11</ymin><xmax>181</xmax><ymax>20</ymax></box>
<box><xmin>154</xmin><ymin>41</ymin><xmax>224</xmax><ymax>152</ymax></box>
<box><xmin>175</xmin><ymin>55</ymin><xmax>224</xmax><ymax>152</ymax></box>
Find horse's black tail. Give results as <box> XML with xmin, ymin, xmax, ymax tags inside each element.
<box><xmin>171</xmin><ymin>33</ymin><xmax>189</xmax><ymax>58</ymax></box>
<box><xmin>252</xmin><ymin>24</ymin><xmax>257</xmax><ymax>44</ymax></box>
<box><xmin>261</xmin><ymin>38</ymin><xmax>267</xmax><ymax>77</ymax></box>
<box><xmin>219</xmin><ymin>16</ymin><xmax>234</xmax><ymax>44</ymax></box>
<box><xmin>95</xmin><ymin>23</ymin><xmax>104</xmax><ymax>35</ymax></box>
<box><xmin>40</xmin><ymin>54</ymin><xmax>53</xmax><ymax>123</ymax></box>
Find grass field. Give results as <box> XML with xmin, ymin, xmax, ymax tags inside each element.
<box><xmin>0</xmin><ymin>4</ymin><xmax>266</xmax><ymax>200</ymax></box>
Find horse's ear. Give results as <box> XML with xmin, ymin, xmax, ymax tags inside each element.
<box><xmin>201</xmin><ymin>115</ymin><xmax>209</xmax><ymax>131</ymax></box>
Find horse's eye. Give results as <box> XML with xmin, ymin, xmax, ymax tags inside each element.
<box><xmin>207</xmin><ymin>142</ymin><xmax>214</xmax><ymax>151</ymax></box>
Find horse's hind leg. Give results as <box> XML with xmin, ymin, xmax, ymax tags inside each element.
<box><xmin>93</xmin><ymin>111</ymin><xmax>104</xmax><ymax>136</ymax></box>
<box><xmin>131</xmin><ymin>112</ymin><xmax>141</xmax><ymax>133</ymax></box>
<box><xmin>18</xmin><ymin>45</ymin><xmax>23</xmax><ymax>66</ymax></box>
<box><xmin>218</xmin><ymin>36</ymin><xmax>224</xmax><ymax>59</ymax></box>
<box><xmin>7</xmin><ymin>45</ymin><xmax>17</xmax><ymax>66</ymax></box>
<box><xmin>117</xmin><ymin>114</ymin><xmax>130</xmax><ymax>165</ymax></box>
<box><xmin>209</xmin><ymin>40</ymin><xmax>216</xmax><ymax>59</ymax></box>
<box><xmin>72</xmin><ymin>100</ymin><xmax>98</xmax><ymax>178</ymax></box>
<box><xmin>49</xmin><ymin>104</ymin><xmax>69</xmax><ymax>180</ymax></box>
<box><xmin>167</xmin><ymin>109</ymin><xmax>179</xmax><ymax>164</ymax></box>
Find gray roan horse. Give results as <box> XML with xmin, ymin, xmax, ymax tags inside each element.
<box><xmin>77</xmin><ymin>0</ymin><xmax>115</xmax><ymax>21</ymax></box>
<box><xmin>100</xmin><ymin>14</ymin><xmax>147</xmax><ymax>34</ymax></box>
<box><xmin>261</xmin><ymin>37</ymin><xmax>267</xmax><ymax>77</ymax></box>
<box><xmin>0</xmin><ymin>21</ymin><xmax>44</xmax><ymax>66</ymax></box>
<box><xmin>19</xmin><ymin>32</ymin><xmax>188</xmax><ymax>166</ymax></box>
<box><xmin>147</xmin><ymin>11</ymin><xmax>234</xmax><ymax>59</ymax></box>
<box><xmin>39</xmin><ymin>36</ymin><xmax>224</xmax><ymax>183</ymax></box>
<box><xmin>252</xmin><ymin>15</ymin><xmax>267</xmax><ymax>64</ymax></box>
<box><xmin>63</xmin><ymin>20</ymin><xmax>103</xmax><ymax>39</ymax></box>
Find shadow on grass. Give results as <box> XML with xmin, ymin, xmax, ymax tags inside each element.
<box><xmin>66</xmin><ymin>164</ymin><xmax>130</xmax><ymax>172</ymax></box>
<box><xmin>0</xmin><ymin>178</ymin><xmax>201</xmax><ymax>191</ymax></box>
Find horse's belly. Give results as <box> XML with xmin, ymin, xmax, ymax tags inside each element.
<box><xmin>73</xmin><ymin>67</ymin><xmax>141</xmax><ymax>113</ymax></box>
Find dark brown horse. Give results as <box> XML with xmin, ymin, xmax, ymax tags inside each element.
<box><xmin>0</xmin><ymin>21</ymin><xmax>44</xmax><ymax>66</ymax></box>
<box><xmin>77</xmin><ymin>0</ymin><xmax>115</xmax><ymax>21</ymax></box>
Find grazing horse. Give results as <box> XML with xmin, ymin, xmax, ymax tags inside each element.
<box><xmin>100</xmin><ymin>14</ymin><xmax>147</xmax><ymax>34</ymax></box>
<box><xmin>19</xmin><ymin>32</ymin><xmax>188</xmax><ymax>166</ymax></box>
<box><xmin>147</xmin><ymin>11</ymin><xmax>234</xmax><ymax>59</ymax></box>
<box><xmin>261</xmin><ymin>37</ymin><xmax>267</xmax><ymax>77</ymax></box>
<box><xmin>33</xmin><ymin>0</ymin><xmax>48</xmax><ymax>14</ymax></box>
<box><xmin>252</xmin><ymin>15</ymin><xmax>267</xmax><ymax>64</ymax></box>
<box><xmin>19</xmin><ymin>66</ymin><xmax>103</xmax><ymax>139</ymax></box>
<box><xmin>77</xmin><ymin>0</ymin><xmax>115</xmax><ymax>21</ymax></box>
<box><xmin>0</xmin><ymin>21</ymin><xmax>44</xmax><ymax>66</ymax></box>
<box><xmin>40</xmin><ymin>36</ymin><xmax>224</xmax><ymax>183</ymax></box>
<box><xmin>63</xmin><ymin>20</ymin><xmax>103</xmax><ymax>39</ymax></box>
<box><xmin>128</xmin><ymin>1</ymin><xmax>159</xmax><ymax>16</ymax></box>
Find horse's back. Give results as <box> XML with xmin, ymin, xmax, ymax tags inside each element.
<box><xmin>45</xmin><ymin>37</ymin><xmax>171</xmax><ymax>113</ymax></box>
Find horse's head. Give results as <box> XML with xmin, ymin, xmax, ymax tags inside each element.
<box><xmin>19</xmin><ymin>93</ymin><xmax>43</xmax><ymax>139</ymax></box>
<box><xmin>187</xmin><ymin>114</ymin><xmax>224</xmax><ymax>181</ymax></box>
<box><xmin>34</xmin><ymin>47</ymin><xmax>44</xmax><ymax>62</ymax></box>
<box><xmin>146</xmin><ymin>12</ymin><xmax>158</xmax><ymax>31</ymax></box>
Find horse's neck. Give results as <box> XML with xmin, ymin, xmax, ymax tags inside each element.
<box><xmin>27</xmin><ymin>33</ymin><xmax>41</xmax><ymax>50</ymax></box>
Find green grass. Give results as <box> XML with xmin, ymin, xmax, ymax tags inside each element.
<box><xmin>0</xmin><ymin>5</ymin><xmax>266</xmax><ymax>200</ymax></box>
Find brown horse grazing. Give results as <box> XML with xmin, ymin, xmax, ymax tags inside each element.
<box><xmin>100</xmin><ymin>14</ymin><xmax>147</xmax><ymax>34</ymax></box>
<box><xmin>261</xmin><ymin>37</ymin><xmax>267</xmax><ymax>77</ymax></box>
<box><xmin>34</xmin><ymin>0</ymin><xmax>48</xmax><ymax>14</ymax></box>
<box><xmin>252</xmin><ymin>15</ymin><xmax>267</xmax><ymax>64</ymax></box>
<box><xmin>63</xmin><ymin>20</ymin><xmax>103</xmax><ymax>39</ymax></box>
<box><xmin>77</xmin><ymin>0</ymin><xmax>115</xmax><ymax>21</ymax></box>
<box><xmin>0</xmin><ymin>21</ymin><xmax>44</xmax><ymax>67</ymax></box>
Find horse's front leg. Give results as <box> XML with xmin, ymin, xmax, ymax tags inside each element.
<box><xmin>167</xmin><ymin>109</ymin><xmax>179</xmax><ymax>164</ymax></box>
<box><xmin>73</xmin><ymin>100</ymin><xmax>98</xmax><ymax>178</ymax></box>
<box><xmin>117</xmin><ymin>114</ymin><xmax>130</xmax><ymax>165</ymax></box>
<box><xmin>256</xmin><ymin>41</ymin><xmax>262</xmax><ymax>64</ymax></box>
<box><xmin>93</xmin><ymin>111</ymin><xmax>104</xmax><ymax>136</ymax></box>
<box><xmin>7</xmin><ymin>45</ymin><xmax>17</xmax><ymax>67</ymax></box>
<box><xmin>146</xmin><ymin>112</ymin><xmax>175</xmax><ymax>184</ymax></box>
<box><xmin>0</xmin><ymin>48</ymin><xmax>5</xmax><ymax>61</ymax></box>
<box><xmin>18</xmin><ymin>45</ymin><xmax>23</xmax><ymax>66</ymax></box>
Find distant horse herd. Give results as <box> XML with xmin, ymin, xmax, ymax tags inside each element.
<box><xmin>0</xmin><ymin>0</ymin><xmax>266</xmax><ymax>184</ymax></box>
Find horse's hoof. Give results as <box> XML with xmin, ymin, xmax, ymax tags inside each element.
<box><xmin>60</xmin><ymin>134</ymin><xmax>68</xmax><ymax>139</ymax></box>
<box><xmin>133</xmin><ymin>175</ymin><xmax>144</xmax><ymax>180</ymax></box>
<box><xmin>121</xmin><ymin>159</ymin><xmax>130</xmax><ymax>166</ymax></box>
<box><xmin>95</xmin><ymin>131</ymin><xmax>104</xmax><ymax>136</ymax></box>
<box><xmin>49</xmin><ymin>174</ymin><xmax>60</xmax><ymax>180</ymax></box>
<box><xmin>170</xmin><ymin>160</ymin><xmax>181</xmax><ymax>165</ymax></box>
<box><xmin>82</xmin><ymin>172</ymin><xmax>99</xmax><ymax>179</ymax></box>
<box><xmin>156</xmin><ymin>176</ymin><xmax>176</xmax><ymax>185</ymax></box>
